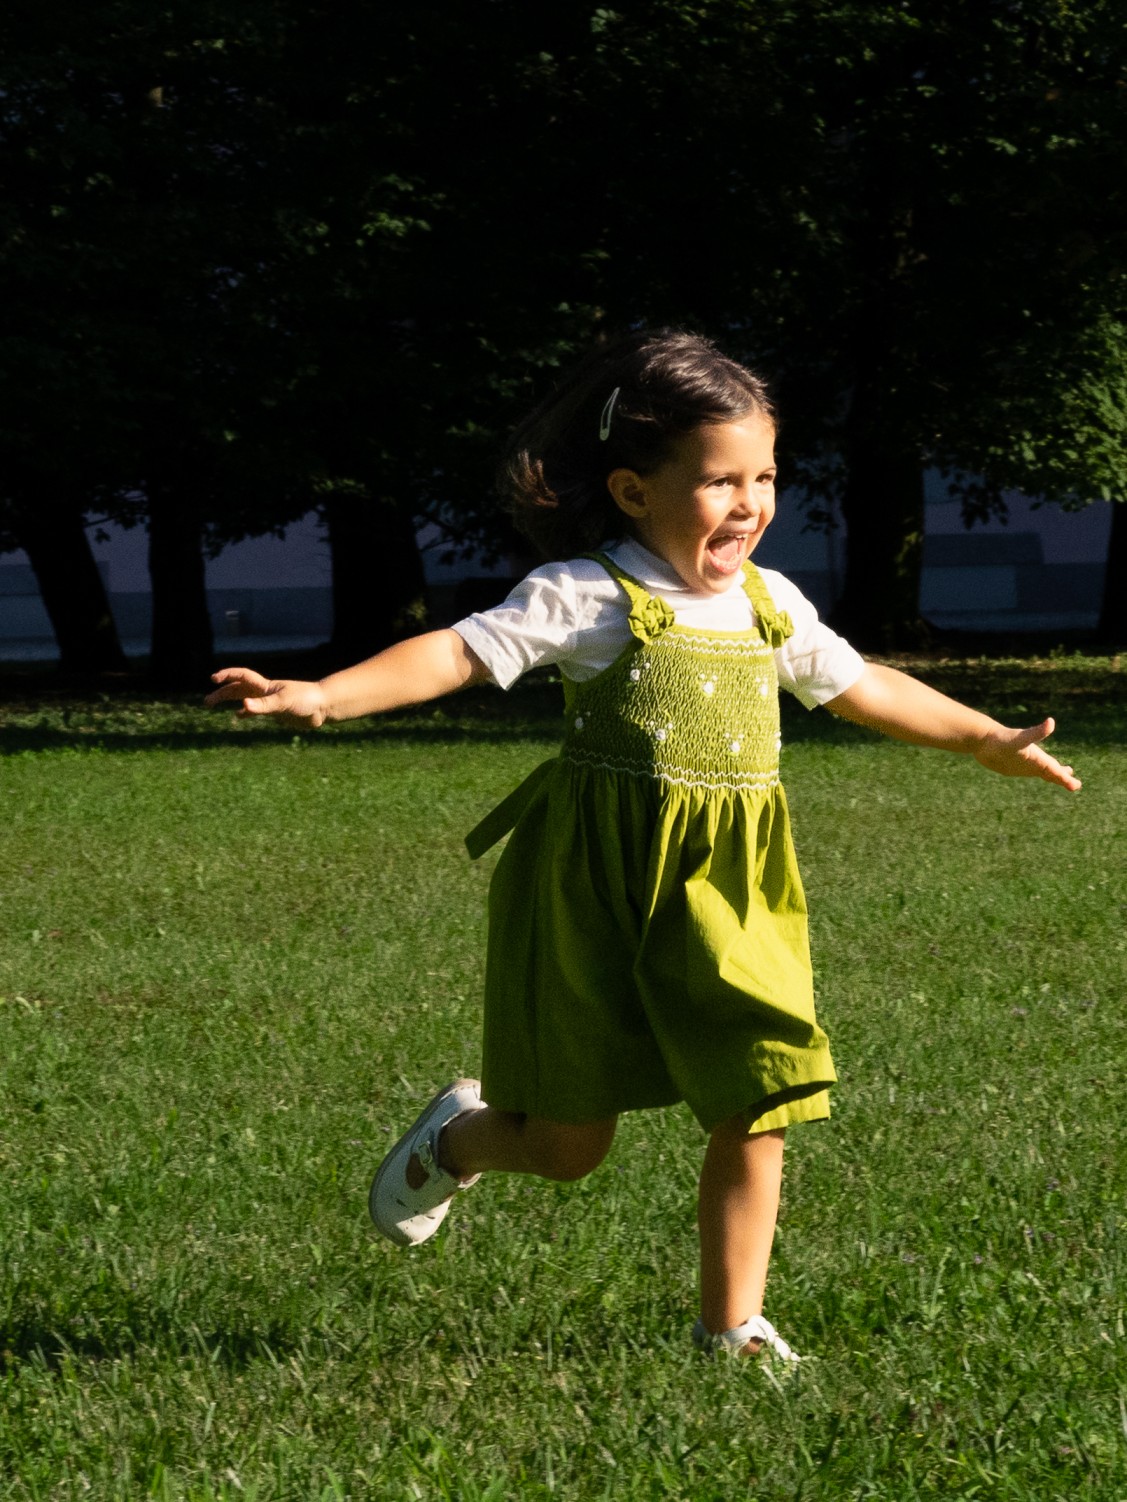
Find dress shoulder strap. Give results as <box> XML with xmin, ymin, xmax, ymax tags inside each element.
<box><xmin>740</xmin><ymin>563</ymin><xmax>795</xmax><ymax>649</ymax></box>
<box><xmin>582</xmin><ymin>552</ymin><xmax>676</xmax><ymax>645</ymax></box>
<box><xmin>583</xmin><ymin>551</ymin><xmax>651</xmax><ymax>610</ymax></box>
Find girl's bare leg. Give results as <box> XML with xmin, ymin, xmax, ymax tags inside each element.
<box><xmin>439</xmin><ymin>1107</ymin><xmax>618</xmax><ymax>1183</ymax></box>
<box><xmin>697</xmin><ymin>1120</ymin><xmax>786</xmax><ymax>1339</ymax></box>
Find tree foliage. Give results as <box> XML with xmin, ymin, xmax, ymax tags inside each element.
<box><xmin>2</xmin><ymin>0</ymin><xmax>1124</xmax><ymax>668</ymax></box>
<box><xmin>571</xmin><ymin>0</ymin><xmax>1127</xmax><ymax>642</ymax></box>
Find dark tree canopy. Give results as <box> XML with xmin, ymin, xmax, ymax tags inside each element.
<box><xmin>2</xmin><ymin>0</ymin><xmax>1124</xmax><ymax>672</ymax></box>
<box><xmin>569</xmin><ymin>1</ymin><xmax>1127</xmax><ymax>642</ymax></box>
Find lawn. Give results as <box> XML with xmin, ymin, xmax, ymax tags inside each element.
<box><xmin>0</xmin><ymin>656</ymin><xmax>1124</xmax><ymax>1500</ymax></box>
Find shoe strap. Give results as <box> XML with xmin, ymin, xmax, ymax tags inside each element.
<box><xmin>726</xmin><ymin>1315</ymin><xmax>798</xmax><ymax>1362</ymax></box>
<box><xmin>698</xmin><ymin>1315</ymin><xmax>800</xmax><ymax>1363</ymax></box>
<box><xmin>417</xmin><ymin>1128</ymin><xmax>481</xmax><ymax>1191</ymax></box>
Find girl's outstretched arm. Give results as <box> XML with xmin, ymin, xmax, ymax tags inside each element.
<box><xmin>826</xmin><ymin>664</ymin><xmax>1081</xmax><ymax>791</ymax></box>
<box><xmin>205</xmin><ymin>629</ymin><xmax>489</xmax><ymax>727</ymax></box>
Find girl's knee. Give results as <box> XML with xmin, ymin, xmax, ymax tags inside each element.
<box><xmin>527</xmin><ymin>1116</ymin><xmax>617</xmax><ymax>1181</ymax></box>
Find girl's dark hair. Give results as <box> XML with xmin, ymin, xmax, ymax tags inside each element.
<box><xmin>500</xmin><ymin>328</ymin><xmax>773</xmax><ymax>559</ymax></box>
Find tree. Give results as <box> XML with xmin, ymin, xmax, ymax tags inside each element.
<box><xmin>6</xmin><ymin>0</ymin><xmax>1123</xmax><ymax>666</ymax></box>
<box><xmin>0</xmin><ymin>497</ymin><xmax>127</xmax><ymax>675</ymax></box>
<box><xmin>0</xmin><ymin>3</ymin><xmax>313</xmax><ymax>682</ymax></box>
<box><xmin>757</xmin><ymin>2</ymin><xmax>1127</xmax><ymax>646</ymax></box>
<box><xmin>0</xmin><ymin>7</ymin><xmax>138</xmax><ymax>674</ymax></box>
<box><xmin>218</xmin><ymin>3</ymin><xmax>605</xmax><ymax>660</ymax></box>
<box><xmin>516</xmin><ymin>0</ymin><xmax>1127</xmax><ymax>645</ymax></box>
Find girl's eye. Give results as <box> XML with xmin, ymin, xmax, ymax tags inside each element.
<box><xmin>709</xmin><ymin>476</ymin><xmax>733</xmax><ymax>488</ymax></box>
<box><xmin>757</xmin><ymin>472</ymin><xmax>776</xmax><ymax>485</ymax></box>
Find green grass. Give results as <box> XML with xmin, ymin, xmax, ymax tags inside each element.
<box><xmin>0</xmin><ymin>657</ymin><xmax>1124</xmax><ymax>1499</ymax></box>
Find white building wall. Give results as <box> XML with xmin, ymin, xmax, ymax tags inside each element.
<box><xmin>0</xmin><ymin>484</ymin><xmax>1115</xmax><ymax>659</ymax></box>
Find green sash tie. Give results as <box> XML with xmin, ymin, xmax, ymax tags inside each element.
<box><xmin>465</xmin><ymin>758</ymin><xmax>556</xmax><ymax>859</ymax></box>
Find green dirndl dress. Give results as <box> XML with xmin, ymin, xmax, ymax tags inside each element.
<box><xmin>465</xmin><ymin>555</ymin><xmax>836</xmax><ymax>1135</ymax></box>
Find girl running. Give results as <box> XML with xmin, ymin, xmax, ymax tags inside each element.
<box><xmin>207</xmin><ymin>330</ymin><xmax>1079</xmax><ymax>1362</ymax></box>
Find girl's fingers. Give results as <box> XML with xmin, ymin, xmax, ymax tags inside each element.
<box><xmin>1012</xmin><ymin>717</ymin><xmax>1054</xmax><ymax>750</ymax></box>
<box><xmin>1026</xmin><ymin>746</ymin><xmax>1081</xmax><ymax>790</ymax></box>
<box><xmin>1019</xmin><ymin>719</ymin><xmax>1081</xmax><ymax>790</ymax></box>
<box><xmin>217</xmin><ymin>668</ymin><xmax>271</xmax><ymax>690</ymax></box>
<box><xmin>205</xmin><ymin>683</ymin><xmax>252</xmax><ymax>705</ymax></box>
<box><xmin>204</xmin><ymin>668</ymin><xmax>273</xmax><ymax>705</ymax></box>
<box><xmin>205</xmin><ymin>669</ymin><xmax>323</xmax><ymax>726</ymax></box>
<box><xmin>978</xmin><ymin>719</ymin><xmax>1080</xmax><ymax>790</ymax></box>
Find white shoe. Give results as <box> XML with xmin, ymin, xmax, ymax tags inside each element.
<box><xmin>369</xmin><ymin>1080</ymin><xmax>485</xmax><ymax>1246</ymax></box>
<box><xmin>692</xmin><ymin>1315</ymin><xmax>800</xmax><ymax>1363</ymax></box>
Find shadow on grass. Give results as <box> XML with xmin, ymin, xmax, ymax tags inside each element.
<box><xmin>0</xmin><ymin>718</ymin><xmax>564</xmax><ymax>757</ymax></box>
<box><xmin>0</xmin><ymin>1310</ymin><xmax>351</xmax><ymax>1375</ymax></box>
<box><xmin>0</xmin><ymin>679</ymin><xmax>565</xmax><ymax>756</ymax></box>
<box><xmin>1</xmin><ymin>658</ymin><xmax>1124</xmax><ymax>755</ymax></box>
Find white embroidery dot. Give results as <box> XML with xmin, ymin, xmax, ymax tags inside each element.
<box><xmin>654</xmin><ymin>728</ymin><xmax>667</xmax><ymax>742</ymax></box>
<box><xmin>730</xmin><ymin>739</ymin><xmax>741</xmax><ymax>754</ymax></box>
<box><xmin>701</xmin><ymin>680</ymin><xmax>715</xmax><ymax>696</ymax></box>
<box><xmin>629</xmin><ymin>668</ymin><xmax>641</xmax><ymax>682</ymax></box>
<box><xmin>575</xmin><ymin>716</ymin><xmax>585</xmax><ymax>730</ymax></box>
<box><xmin>759</xmin><ymin>681</ymin><xmax>770</xmax><ymax>697</ymax></box>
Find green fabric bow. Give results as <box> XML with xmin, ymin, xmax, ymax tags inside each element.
<box><xmin>627</xmin><ymin>595</ymin><xmax>676</xmax><ymax>644</ymax></box>
<box><xmin>755</xmin><ymin>607</ymin><xmax>795</xmax><ymax>650</ymax></box>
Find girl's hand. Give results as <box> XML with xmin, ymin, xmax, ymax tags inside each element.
<box><xmin>829</xmin><ymin>667</ymin><xmax>1081</xmax><ymax>792</ymax></box>
<box><xmin>974</xmin><ymin>717</ymin><xmax>1081</xmax><ymax>790</ymax></box>
<box><xmin>206</xmin><ymin>668</ymin><xmax>329</xmax><ymax>728</ymax></box>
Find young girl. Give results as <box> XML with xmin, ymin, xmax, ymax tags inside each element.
<box><xmin>207</xmin><ymin>330</ymin><xmax>1080</xmax><ymax>1363</ymax></box>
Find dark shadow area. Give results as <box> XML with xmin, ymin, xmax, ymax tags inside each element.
<box><xmin>0</xmin><ymin>715</ymin><xmax>563</xmax><ymax>758</ymax></box>
<box><xmin>0</xmin><ymin>1310</ymin><xmax>333</xmax><ymax>1375</ymax></box>
<box><xmin>0</xmin><ymin>671</ymin><xmax>566</xmax><ymax>756</ymax></box>
<box><xmin>1</xmin><ymin>651</ymin><xmax>1124</xmax><ymax>755</ymax></box>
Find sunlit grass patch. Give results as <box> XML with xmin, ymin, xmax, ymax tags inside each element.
<box><xmin>0</xmin><ymin>663</ymin><xmax>1124</xmax><ymax>1498</ymax></box>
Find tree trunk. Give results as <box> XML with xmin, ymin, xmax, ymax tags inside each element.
<box><xmin>1097</xmin><ymin>500</ymin><xmax>1126</xmax><ymax>646</ymax></box>
<box><xmin>827</xmin><ymin>171</ymin><xmax>931</xmax><ymax>651</ymax></box>
<box><xmin>831</xmin><ymin>384</ymin><xmax>928</xmax><ymax>651</ymax></box>
<box><xmin>323</xmin><ymin>492</ymin><xmax>427</xmax><ymax>663</ymax></box>
<box><xmin>16</xmin><ymin>504</ymin><xmax>129</xmax><ymax>674</ymax></box>
<box><xmin>148</xmin><ymin>483</ymin><xmax>214</xmax><ymax>688</ymax></box>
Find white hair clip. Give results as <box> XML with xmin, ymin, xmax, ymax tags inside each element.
<box><xmin>598</xmin><ymin>386</ymin><xmax>621</xmax><ymax>442</ymax></box>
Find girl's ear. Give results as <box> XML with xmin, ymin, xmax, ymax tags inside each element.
<box><xmin>607</xmin><ymin>468</ymin><xmax>649</xmax><ymax>520</ymax></box>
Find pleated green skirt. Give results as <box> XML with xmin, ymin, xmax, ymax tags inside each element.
<box><xmin>478</xmin><ymin>758</ymin><xmax>835</xmax><ymax>1134</ymax></box>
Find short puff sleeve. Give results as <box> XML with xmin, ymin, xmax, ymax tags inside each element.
<box><xmin>758</xmin><ymin>569</ymin><xmax>866</xmax><ymax>709</ymax></box>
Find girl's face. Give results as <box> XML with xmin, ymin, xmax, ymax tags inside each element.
<box><xmin>608</xmin><ymin>416</ymin><xmax>777</xmax><ymax>594</ymax></box>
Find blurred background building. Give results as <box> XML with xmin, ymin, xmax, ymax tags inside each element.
<box><xmin>0</xmin><ymin>480</ymin><xmax>1112</xmax><ymax>663</ymax></box>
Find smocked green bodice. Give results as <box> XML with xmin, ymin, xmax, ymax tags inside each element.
<box><xmin>464</xmin><ymin>555</ymin><xmax>797</xmax><ymax>860</ymax></box>
<box><xmin>559</xmin><ymin>555</ymin><xmax>794</xmax><ymax>793</ymax></box>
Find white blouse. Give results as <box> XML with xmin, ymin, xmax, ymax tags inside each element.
<box><xmin>453</xmin><ymin>538</ymin><xmax>866</xmax><ymax>710</ymax></box>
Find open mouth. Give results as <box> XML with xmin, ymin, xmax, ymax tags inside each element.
<box><xmin>705</xmin><ymin>532</ymin><xmax>749</xmax><ymax>574</ymax></box>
